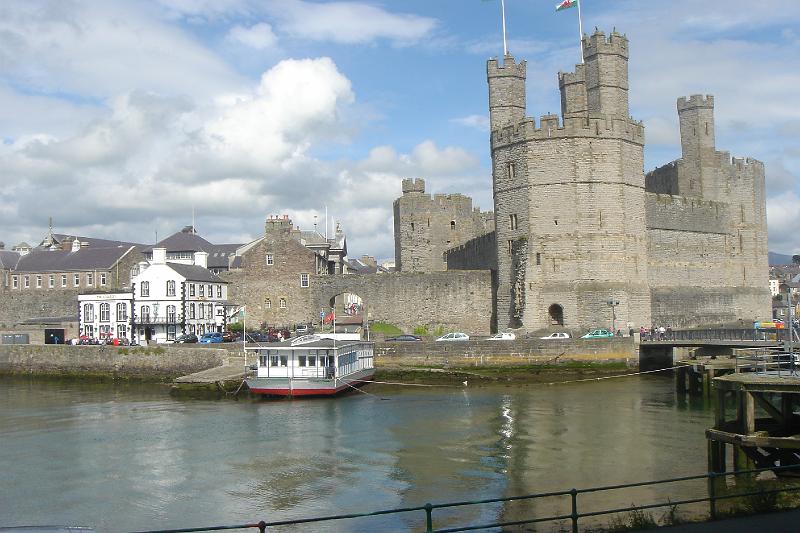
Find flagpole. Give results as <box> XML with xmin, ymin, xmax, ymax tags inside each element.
<box><xmin>501</xmin><ymin>0</ymin><xmax>508</xmax><ymax>56</ymax></box>
<box><xmin>577</xmin><ymin>0</ymin><xmax>584</xmax><ymax>63</ymax></box>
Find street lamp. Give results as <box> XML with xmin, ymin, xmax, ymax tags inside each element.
<box><xmin>607</xmin><ymin>299</ymin><xmax>620</xmax><ymax>333</ymax></box>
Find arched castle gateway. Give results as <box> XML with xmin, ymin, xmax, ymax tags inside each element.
<box><xmin>395</xmin><ymin>29</ymin><xmax>770</xmax><ymax>334</ymax></box>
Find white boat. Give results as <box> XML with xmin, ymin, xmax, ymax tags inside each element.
<box><xmin>245</xmin><ymin>335</ymin><xmax>375</xmax><ymax>397</ymax></box>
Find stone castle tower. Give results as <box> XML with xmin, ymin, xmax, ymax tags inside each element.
<box><xmin>393</xmin><ymin>178</ymin><xmax>494</xmax><ymax>272</ymax></box>
<box><xmin>488</xmin><ymin>31</ymin><xmax>651</xmax><ymax>331</ymax></box>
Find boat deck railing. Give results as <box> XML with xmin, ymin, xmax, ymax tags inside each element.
<box><xmin>130</xmin><ymin>464</ymin><xmax>800</xmax><ymax>533</ymax></box>
<box><xmin>734</xmin><ymin>348</ymin><xmax>800</xmax><ymax>376</ymax></box>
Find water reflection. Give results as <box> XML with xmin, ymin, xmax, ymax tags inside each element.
<box><xmin>0</xmin><ymin>376</ymin><xmax>713</xmax><ymax>532</ymax></box>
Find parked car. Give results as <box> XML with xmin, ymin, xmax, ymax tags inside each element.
<box><xmin>199</xmin><ymin>332</ymin><xmax>223</xmax><ymax>344</ymax></box>
<box><xmin>385</xmin><ymin>334</ymin><xmax>422</xmax><ymax>342</ymax></box>
<box><xmin>488</xmin><ymin>332</ymin><xmax>516</xmax><ymax>341</ymax></box>
<box><xmin>581</xmin><ymin>329</ymin><xmax>614</xmax><ymax>339</ymax></box>
<box><xmin>246</xmin><ymin>332</ymin><xmax>271</xmax><ymax>343</ymax></box>
<box><xmin>436</xmin><ymin>332</ymin><xmax>470</xmax><ymax>342</ymax></box>
<box><xmin>295</xmin><ymin>324</ymin><xmax>313</xmax><ymax>335</ymax></box>
<box><xmin>268</xmin><ymin>328</ymin><xmax>291</xmax><ymax>342</ymax></box>
<box><xmin>175</xmin><ymin>333</ymin><xmax>198</xmax><ymax>344</ymax></box>
<box><xmin>222</xmin><ymin>331</ymin><xmax>236</xmax><ymax>342</ymax></box>
<box><xmin>540</xmin><ymin>332</ymin><xmax>571</xmax><ymax>340</ymax></box>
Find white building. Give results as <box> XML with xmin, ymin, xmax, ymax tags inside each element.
<box><xmin>131</xmin><ymin>248</ymin><xmax>229</xmax><ymax>343</ymax></box>
<box><xmin>78</xmin><ymin>292</ymin><xmax>134</xmax><ymax>341</ymax></box>
<box><xmin>769</xmin><ymin>278</ymin><xmax>780</xmax><ymax>297</ymax></box>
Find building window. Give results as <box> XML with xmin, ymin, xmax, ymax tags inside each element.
<box><xmin>117</xmin><ymin>303</ymin><xmax>127</xmax><ymax>321</ymax></box>
<box><xmin>300</xmin><ymin>273</ymin><xmax>309</xmax><ymax>288</ymax></box>
<box><xmin>266</xmin><ymin>254</ymin><xmax>274</xmax><ymax>266</ymax></box>
<box><xmin>198</xmin><ymin>304</ymin><xmax>205</xmax><ymax>319</ymax></box>
<box><xmin>450</xmin><ymin>220</ymin><xmax>456</xmax><ymax>231</ymax></box>
<box><xmin>189</xmin><ymin>303</ymin><xmax>196</xmax><ymax>319</ymax></box>
<box><xmin>12</xmin><ymin>276</ymin><xmax>18</xmax><ymax>289</ymax></box>
<box><xmin>510</xmin><ymin>214</ymin><xmax>518</xmax><ymax>230</ymax></box>
<box><xmin>207</xmin><ymin>284</ymin><xmax>213</xmax><ymax>296</ymax></box>
<box><xmin>74</xmin><ymin>274</ymin><xmax>80</xmax><ymax>287</ymax></box>
<box><xmin>140</xmin><ymin>281</ymin><xmax>149</xmax><ymax>297</ymax></box>
<box><xmin>216</xmin><ymin>285</ymin><xmax>222</xmax><ymax>298</ymax></box>
<box><xmin>189</xmin><ymin>283</ymin><xmax>195</xmax><ymax>297</ymax></box>
<box><xmin>24</xmin><ymin>276</ymin><xmax>30</xmax><ymax>288</ymax></box>
<box><xmin>87</xmin><ymin>273</ymin><xmax>94</xmax><ymax>286</ymax></box>
<box><xmin>140</xmin><ymin>305</ymin><xmax>150</xmax><ymax>322</ymax></box>
<box><xmin>265</xmin><ymin>298</ymin><xmax>271</xmax><ymax>309</ymax></box>
<box><xmin>167</xmin><ymin>305</ymin><xmax>176</xmax><ymax>322</ymax></box>
<box><xmin>83</xmin><ymin>304</ymin><xmax>94</xmax><ymax>322</ymax></box>
<box><xmin>167</xmin><ymin>325</ymin><xmax>176</xmax><ymax>341</ymax></box>
<box><xmin>100</xmin><ymin>273</ymin><xmax>106</xmax><ymax>286</ymax></box>
<box><xmin>130</xmin><ymin>266</ymin><xmax>139</xmax><ymax>280</ymax></box>
<box><xmin>536</xmin><ymin>253</ymin><xmax>541</xmax><ymax>265</ymax></box>
<box><xmin>100</xmin><ymin>303</ymin><xmax>110</xmax><ymax>322</ymax></box>
<box><xmin>117</xmin><ymin>325</ymin><xmax>127</xmax><ymax>339</ymax></box>
<box><xmin>279</xmin><ymin>298</ymin><xmax>287</xmax><ymax>309</ymax></box>
<box><xmin>199</xmin><ymin>284</ymin><xmax>205</xmax><ymax>297</ymax></box>
<box><xmin>166</xmin><ymin>280</ymin><xmax>175</xmax><ymax>297</ymax></box>
<box><xmin>36</xmin><ymin>275</ymin><xmax>42</xmax><ymax>288</ymax></box>
<box><xmin>61</xmin><ymin>275</ymin><xmax>67</xmax><ymax>288</ymax></box>
<box><xmin>508</xmin><ymin>162</ymin><xmax>516</xmax><ymax>180</ymax></box>
<box><xmin>48</xmin><ymin>275</ymin><xmax>54</xmax><ymax>288</ymax></box>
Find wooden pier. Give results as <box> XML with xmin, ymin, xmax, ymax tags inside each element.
<box><xmin>706</xmin><ymin>370</ymin><xmax>800</xmax><ymax>474</ymax></box>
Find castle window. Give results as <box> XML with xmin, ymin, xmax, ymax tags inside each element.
<box><xmin>508</xmin><ymin>163</ymin><xmax>516</xmax><ymax>180</ymax></box>
<box><xmin>705</xmin><ymin>122</ymin><xmax>709</xmax><ymax>135</ymax></box>
<box><xmin>300</xmin><ymin>273</ymin><xmax>309</xmax><ymax>288</ymax></box>
<box><xmin>279</xmin><ymin>298</ymin><xmax>287</xmax><ymax>309</ymax></box>
<box><xmin>507</xmin><ymin>240</ymin><xmax>513</xmax><ymax>256</ymax></box>
<box><xmin>410</xmin><ymin>222</ymin><xmax>415</xmax><ymax>231</ymax></box>
<box><xmin>451</xmin><ymin>221</ymin><xmax>456</xmax><ymax>231</ymax></box>
<box><xmin>509</xmin><ymin>214</ymin><xmax>518</xmax><ymax>230</ymax></box>
<box><xmin>266</xmin><ymin>253</ymin><xmax>274</xmax><ymax>266</ymax></box>
<box><xmin>536</xmin><ymin>253</ymin><xmax>541</xmax><ymax>265</ymax></box>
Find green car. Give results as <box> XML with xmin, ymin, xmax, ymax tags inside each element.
<box><xmin>581</xmin><ymin>328</ymin><xmax>614</xmax><ymax>339</ymax></box>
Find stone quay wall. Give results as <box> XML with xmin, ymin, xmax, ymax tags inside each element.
<box><xmin>375</xmin><ymin>337</ymin><xmax>637</xmax><ymax>367</ymax></box>
<box><xmin>0</xmin><ymin>344</ymin><xmax>230</xmax><ymax>379</ymax></box>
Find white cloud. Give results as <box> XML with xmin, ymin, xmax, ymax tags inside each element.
<box><xmin>266</xmin><ymin>0</ymin><xmax>437</xmax><ymax>45</ymax></box>
<box><xmin>226</xmin><ymin>22</ymin><xmax>277</xmax><ymax>50</ymax></box>
<box><xmin>452</xmin><ymin>115</ymin><xmax>490</xmax><ymax>132</ymax></box>
<box><xmin>767</xmin><ymin>191</ymin><xmax>800</xmax><ymax>254</ymax></box>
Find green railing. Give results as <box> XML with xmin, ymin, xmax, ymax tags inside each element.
<box><xmin>131</xmin><ymin>464</ymin><xmax>800</xmax><ymax>533</ymax></box>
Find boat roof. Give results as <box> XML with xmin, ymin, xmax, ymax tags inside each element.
<box><xmin>247</xmin><ymin>335</ymin><xmax>371</xmax><ymax>350</ymax></box>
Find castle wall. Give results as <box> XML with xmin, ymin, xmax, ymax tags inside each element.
<box><xmin>316</xmin><ymin>270</ymin><xmax>493</xmax><ymax>335</ymax></box>
<box><xmin>445</xmin><ymin>231</ymin><xmax>497</xmax><ymax>271</ymax></box>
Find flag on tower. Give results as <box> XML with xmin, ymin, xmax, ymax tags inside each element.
<box><xmin>556</xmin><ymin>0</ymin><xmax>578</xmax><ymax>11</ymax></box>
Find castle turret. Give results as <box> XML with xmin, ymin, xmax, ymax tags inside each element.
<box><xmin>558</xmin><ymin>63</ymin><xmax>587</xmax><ymax>119</ymax></box>
<box><xmin>583</xmin><ymin>30</ymin><xmax>629</xmax><ymax>118</ymax></box>
<box><xmin>487</xmin><ymin>55</ymin><xmax>526</xmax><ymax>131</ymax></box>
<box><xmin>677</xmin><ymin>94</ymin><xmax>717</xmax><ymax>198</ymax></box>
<box><xmin>401</xmin><ymin>178</ymin><xmax>426</xmax><ymax>195</ymax></box>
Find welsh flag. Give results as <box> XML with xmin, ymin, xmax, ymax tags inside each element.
<box><xmin>556</xmin><ymin>0</ymin><xmax>578</xmax><ymax>11</ymax></box>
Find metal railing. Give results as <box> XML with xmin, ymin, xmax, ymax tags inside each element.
<box><xmin>641</xmin><ymin>328</ymin><xmax>790</xmax><ymax>343</ymax></box>
<box><xmin>130</xmin><ymin>464</ymin><xmax>800</xmax><ymax>533</ymax></box>
<box><xmin>734</xmin><ymin>348</ymin><xmax>799</xmax><ymax>376</ymax></box>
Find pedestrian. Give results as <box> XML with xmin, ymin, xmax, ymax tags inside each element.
<box><xmin>658</xmin><ymin>325</ymin><xmax>666</xmax><ymax>340</ymax></box>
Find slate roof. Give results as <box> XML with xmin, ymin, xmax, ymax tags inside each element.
<box><xmin>50</xmin><ymin>234</ymin><xmax>142</xmax><ymax>250</ymax></box>
<box><xmin>0</xmin><ymin>250</ymin><xmax>21</xmax><ymax>269</ymax></box>
<box><xmin>344</xmin><ymin>258</ymin><xmax>390</xmax><ymax>274</ymax></box>
<box><xmin>142</xmin><ymin>229</ymin><xmax>241</xmax><ymax>269</ymax></box>
<box><xmin>12</xmin><ymin>246</ymin><xmax>136</xmax><ymax>273</ymax></box>
<box><xmin>166</xmin><ymin>262</ymin><xmax>226</xmax><ymax>283</ymax></box>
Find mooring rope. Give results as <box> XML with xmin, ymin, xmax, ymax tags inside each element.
<box><xmin>359</xmin><ymin>379</ymin><xmax>464</xmax><ymax>388</ymax></box>
<box><xmin>217</xmin><ymin>379</ymin><xmax>247</xmax><ymax>396</ymax></box>
<box><xmin>543</xmin><ymin>364</ymin><xmax>684</xmax><ymax>386</ymax></box>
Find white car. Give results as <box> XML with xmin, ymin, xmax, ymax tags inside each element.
<box><xmin>488</xmin><ymin>332</ymin><xmax>516</xmax><ymax>341</ymax></box>
<box><xmin>436</xmin><ymin>332</ymin><xmax>470</xmax><ymax>342</ymax></box>
<box><xmin>540</xmin><ymin>332</ymin><xmax>571</xmax><ymax>340</ymax></box>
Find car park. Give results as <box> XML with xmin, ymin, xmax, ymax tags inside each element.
<box><xmin>199</xmin><ymin>332</ymin><xmax>223</xmax><ymax>344</ymax></box>
<box><xmin>488</xmin><ymin>332</ymin><xmax>516</xmax><ymax>341</ymax></box>
<box><xmin>385</xmin><ymin>334</ymin><xmax>422</xmax><ymax>342</ymax></box>
<box><xmin>581</xmin><ymin>329</ymin><xmax>614</xmax><ymax>339</ymax></box>
<box><xmin>436</xmin><ymin>332</ymin><xmax>470</xmax><ymax>342</ymax></box>
<box><xmin>540</xmin><ymin>332</ymin><xmax>571</xmax><ymax>340</ymax></box>
<box><xmin>175</xmin><ymin>333</ymin><xmax>198</xmax><ymax>344</ymax></box>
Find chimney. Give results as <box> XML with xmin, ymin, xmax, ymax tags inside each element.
<box><xmin>194</xmin><ymin>251</ymin><xmax>208</xmax><ymax>269</ymax></box>
<box><xmin>71</xmin><ymin>239</ymin><xmax>81</xmax><ymax>252</ymax></box>
<box><xmin>152</xmin><ymin>247</ymin><xmax>167</xmax><ymax>265</ymax></box>
<box><xmin>61</xmin><ymin>237</ymin><xmax>74</xmax><ymax>251</ymax></box>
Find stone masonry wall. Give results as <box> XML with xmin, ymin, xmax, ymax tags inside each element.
<box><xmin>444</xmin><ymin>231</ymin><xmax>497</xmax><ymax>271</ymax></box>
<box><xmin>316</xmin><ymin>270</ymin><xmax>493</xmax><ymax>335</ymax></box>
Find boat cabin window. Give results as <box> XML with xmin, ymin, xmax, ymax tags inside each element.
<box><xmin>308</xmin><ymin>355</ymin><xmax>316</xmax><ymax>367</ymax></box>
<box><xmin>270</xmin><ymin>356</ymin><xmax>287</xmax><ymax>367</ymax></box>
<box><xmin>298</xmin><ymin>355</ymin><xmax>307</xmax><ymax>367</ymax></box>
<box><xmin>259</xmin><ymin>355</ymin><xmax>268</xmax><ymax>367</ymax></box>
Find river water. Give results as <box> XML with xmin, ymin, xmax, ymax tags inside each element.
<box><xmin>0</xmin><ymin>376</ymin><xmax>714</xmax><ymax>532</ymax></box>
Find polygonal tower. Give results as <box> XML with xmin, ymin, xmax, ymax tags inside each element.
<box><xmin>488</xmin><ymin>30</ymin><xmax>651</xmax><ymax>333</ymax></box>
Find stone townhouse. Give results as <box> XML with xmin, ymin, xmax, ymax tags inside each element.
<box><xmin>223</xmin><ymin>215</ymin><xmax>348</xmax><ymax>329</ymax></box>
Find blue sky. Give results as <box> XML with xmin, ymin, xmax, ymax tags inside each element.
<box><xmin>1</xmin><ymin>0</ymin><xmax>798</xmax><ymax>260</ymax></box>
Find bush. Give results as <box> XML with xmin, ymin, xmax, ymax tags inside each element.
<box><xmin>370</xmin><ymin>322</ymin><xmax>402</xmax><ymax>335</ymax></box>
<box><xmin>228</xmin><ymin>322</ymin><xmax>244</xmax><ymax>333</ymax></box>
<box><xmin>413</xmin><ymin>325</ymin><xmax>429</xmax><ymax>336</ymax></box>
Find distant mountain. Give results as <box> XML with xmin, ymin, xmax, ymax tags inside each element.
<box><xmin>769</xmin><ymin>252</ymin><xmax>795</xmax><ymax>266</ymax></box>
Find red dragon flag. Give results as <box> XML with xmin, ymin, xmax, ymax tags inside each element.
<box><xmin>556</xmin><ymin>0</ymin><xmax>578</xmax><ymax>11</ymax></box>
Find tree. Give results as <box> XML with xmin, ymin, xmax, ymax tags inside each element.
<box><xmin>793</xmin><ymin>254</ymin><xmax>800</xmax><ymax>265</ymax></box>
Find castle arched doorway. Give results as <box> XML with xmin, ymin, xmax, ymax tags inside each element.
<box><xmin>548</xmin><ymin>304</ymin><xmax>564</xmax><ymax>326</ymax></box>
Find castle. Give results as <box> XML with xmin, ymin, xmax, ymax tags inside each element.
<box><xmin>395</xmin><ymin>30</ymin><xmax>770</xmax><ymax>332</ymax></box>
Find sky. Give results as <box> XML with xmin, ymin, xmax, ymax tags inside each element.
<box><xmin>1</xmin><ymin>0</ymin><xmax>799</xmax><ymax>261</ymax></box>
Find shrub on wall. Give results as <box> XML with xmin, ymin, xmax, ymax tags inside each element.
<box><xmin>370</xmin><ymin>322</ymin><xmax>402</xmax><ymax>335</ymax></box>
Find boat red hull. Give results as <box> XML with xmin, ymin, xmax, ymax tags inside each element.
<box><xmin>246</xmin><ymin>371</ymin><xmax>375</xmax><ymax>397</ymax></box>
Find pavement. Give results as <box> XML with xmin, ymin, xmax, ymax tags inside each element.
<box><xmin>636</xmin><ymin>508</ymin><xmax>800</xmax><ymax>532</ymax></box>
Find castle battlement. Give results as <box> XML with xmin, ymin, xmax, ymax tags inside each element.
<box><xmin>583</xmin><ymin>30</ymin><xmax>629</xmax><ymax>59</ymax></box>
<box><xmin>677</xmin><ymin>94</ymin><xmax>714</xmax><ymax>111</ymax></box>
<box><xmin>651</xmin><ymin>193</ymin><xmax>727</xmax><ymax>210</ymax></box>
<box><xmin>558</xmin><ymin>64</ymin><xmax>585</xmax><ymax>87</ymax></box>
<box><xmin>491</xmin><ymin>114</ymin><xmax>643</xmax><ymax>147</ymax></box>
<box><xmin>401</xmin><ymin>178</ymin><xmax>426</xmax><ymax>194</ymax></box>
<box><xmin>487</xmin><ymin>55</ymin><xmax>527</xmax><ymax>78</ymax></box>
